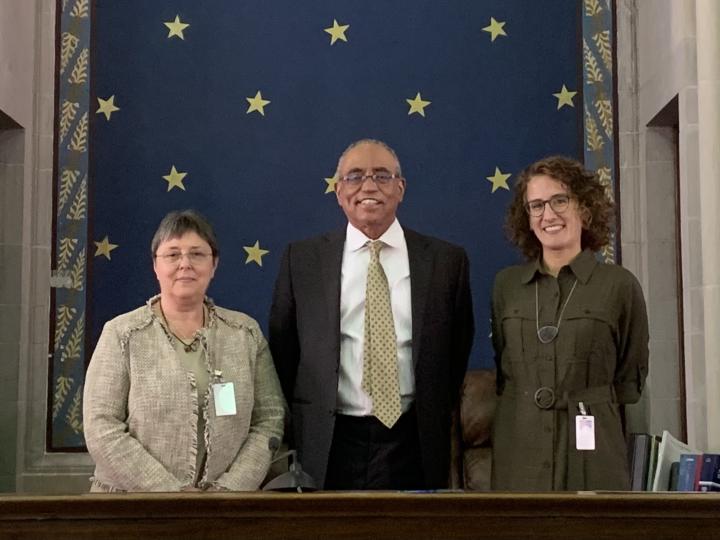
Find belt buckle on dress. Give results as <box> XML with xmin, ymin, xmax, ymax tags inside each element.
<box><xmin>533</xmin><ymin>386</ymin><xmax>555</xmax><ymax>409</ymax></box>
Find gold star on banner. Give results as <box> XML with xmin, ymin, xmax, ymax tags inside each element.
<box><xmin>164</xmin><ymin>15</ymin><xmax>190</xmax><ymax>40</ymax></box>
<box><xmin>486</xmin><ymin>167</ymin><xmax>511</xmax><ymax>193</ymax></box>
<box><xmin>162</xmin><ymin>166</ymin><xmax>187</xmax><ymax>191</ymax></box>
<box><xmin>324</xmin><ymin>174</ymin><xmax>338</xmax><ymax>194</ymax></box>
<box><xmin>96</xmin><ymin>96</ymin><xmax>120</xmax><ymax>121</ymax></box>
<box><xmin>94</xmin><ymin>236</ymin><xmax>118</xmax><ymax>260</ymax></box>
<box><xmin>406</xmin><ymin>92</ymin><xmax>431</xmax><ymax>117</ymax></box>
<box><xmin>246</xmin><ymin>91</ymin><xmax>271</xmax><ymax>116</ymax></box>
<box><xmin>324</xmin><ymin>19</ymin><xmax>350</xmax><ymax>45</ymax></box>
<box><xmin>243</xmin><ymin>241</ymin><xmax>269</xmax><ymax>266</ymax></box>
<box><xmin>482</xmin><ymin>17</ymin><xmax>507</xmax><ymax>41</ymax></box>
<box><xmin>553</xmin><ymin>85</ymin><xmax>577</xmax><ymax>109</ymax></box>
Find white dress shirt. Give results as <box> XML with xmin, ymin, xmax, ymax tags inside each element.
<box><xmin>336</xmin><ymin>219</ymin><xmax>414</xmax><ymax>416</ymax></box>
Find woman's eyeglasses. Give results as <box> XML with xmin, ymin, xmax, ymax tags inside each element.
<box><xmin>524</xmin><ymin>194</ymin><xmax>571</xmax><ymax>217</ymax></box>
<box><xmin>155</xmin><ymin>251</ymin><xmax>212</xmax><ymax>265</ymax></box>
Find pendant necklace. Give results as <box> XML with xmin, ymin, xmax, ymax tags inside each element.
<box><xmin>535</xmin><ymin>278</ymin><xmax>578</xmax><ymax>344</ymax></box>
<box><xmin>160</xmin><ymin>303</ymin><xmax>204</xmax><ymax>353</ymax></box>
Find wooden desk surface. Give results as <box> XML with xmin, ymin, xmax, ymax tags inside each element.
<box><xmin>1</xmin><ymin>491</ymin><xmax>718</xmax><ymax>539</ymax></box>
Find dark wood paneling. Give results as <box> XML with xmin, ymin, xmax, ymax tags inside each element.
<box><xmin>0</xmin><ymin>492</ymin><xmax>717</xmax><ymax>539</ymax></box>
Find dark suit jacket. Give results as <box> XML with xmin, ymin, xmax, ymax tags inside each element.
<box><xmin>269</xmin><ymin>226</ymin><xmax>474</xmax><ymax>488</ymax></box>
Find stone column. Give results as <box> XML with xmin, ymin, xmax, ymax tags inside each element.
<box><xmin>696</xmin><ymin>0</ymin><xmax>720</xmax><ymax>451</ymax></box>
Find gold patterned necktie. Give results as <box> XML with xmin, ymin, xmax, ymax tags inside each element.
<box><xmin>362</xmin><ymin>240</ymin><xmax>402</xmax><ymax>428</ymax></box>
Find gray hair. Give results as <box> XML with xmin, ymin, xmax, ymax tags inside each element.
<box><xmin>335</xmin><ymin>138</ymin><xmax>403</xmax><ymax>177</ymax></box>
<box><xmin>151</xmin><ymin>209</ymin><xmax>219</xmax><ymax>258</ymax></box>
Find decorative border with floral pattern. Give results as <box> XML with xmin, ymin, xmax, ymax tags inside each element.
<box><xmin>582</xmin><ymin>0</ymin><xmax>617</xmax><ymax>264</ymax></box>
<box><xmin>49</xmin><ymin>0</ymin><xmax>91</xmax><ymax>449</ymax></box>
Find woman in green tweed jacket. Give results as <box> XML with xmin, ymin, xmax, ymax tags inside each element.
<box><xmin>491</xmin><ymin>157</ymin><xmax>649</xmax><ymax>491</ymax></box>
<box><xmin>83</xmin><ymin>210</ymin><xmax>285</xmax><ymax>492</ymax></box>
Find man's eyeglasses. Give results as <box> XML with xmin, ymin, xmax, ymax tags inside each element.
<box><xmin>155</xmin><ymin>251</ymin><xmax>213</xmax><ymax>265</ymax></box>
<box><xmin>339</xmin><ymin>172</ymin><xmax>402</xmax><ymax>185</ymax></box>
<box><xmin>524</xmin><ymin>194</ymin><xmax>572</xmax><ymax>217</ymax></box>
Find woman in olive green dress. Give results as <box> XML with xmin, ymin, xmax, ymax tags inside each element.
<box><xmin>491</xmin><ymin>156</ymin><xmax>649</xmax><ymax>491</ymax></box>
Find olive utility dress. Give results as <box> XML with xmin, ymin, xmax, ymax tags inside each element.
<box><xmin>491</xmin><ymin>250</ymin><xmax>649</xmax><ymax>491</ymax></box>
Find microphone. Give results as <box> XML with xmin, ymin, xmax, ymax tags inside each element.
<box><xmin>263</xmin><ymin>437</ymin><xmax>317</xmax><ymax>493</ymax></box>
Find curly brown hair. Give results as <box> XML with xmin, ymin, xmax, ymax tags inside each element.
<box><xmin>505</xmin><ymin>156</ymin><xmax>614</xmax><ymax>260</ymax></box>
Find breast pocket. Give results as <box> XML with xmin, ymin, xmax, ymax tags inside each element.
<box><xmin>563</xmin><ymin>306</ymin><xmax>613</xmax><ymax>356</ymax></box>
<box><xmin>500</xmin><ymin>307</ymin><xmax>537</xmax><ymax>383</ymax></box>
<box><xmin>561</xmin><ymin>306</ymin><xmax>616</xmax><ymax>386</ymax></box>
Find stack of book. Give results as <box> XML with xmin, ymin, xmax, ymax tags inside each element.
<box><xmin>676</xmin><ymin>453</ymin><xmax>720</xmax><ymax>491</ymax></box>
<box><xmin>628</xmin><ymin>430</ymin><xmax>720</xmax><ymax>491</ymax></box>
<box><xmin>627</xmin><ymin>432</ymin><xmax>659</xmax><ymax>491</ymax></box>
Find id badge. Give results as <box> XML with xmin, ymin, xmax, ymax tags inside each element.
<box><xmin>212</xmin><ymin>382</ymin><xmax>237</xmax><ymax>416</ymax></box>
<box><xmin>575</xmin><ymin>415</ymin><xmax>596</xmax><ymax>450</ymax></box>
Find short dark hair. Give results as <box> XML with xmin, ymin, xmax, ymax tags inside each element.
<box><xmin>505</xmin><ymin>156</ymin><xmax>614</xmax><ymax>260</ymax></box>
<box><xmin>151</xmin><ymin>209</ymin><xmax>219</xmax><ymax>259</ymax></box>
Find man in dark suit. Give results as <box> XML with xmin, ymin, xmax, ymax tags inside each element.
<box><xmin>269</xmin><ymin>139</ymin><xmax>474</xmax><ymax>489</ymax></box>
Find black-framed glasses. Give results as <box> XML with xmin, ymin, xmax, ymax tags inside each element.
<box><xmin>155</xmin><ymin>251</ymin><xmax>213</xmax><ymax>265</ymax></box>
<box><xmin>339</xmin><ymin>172</ymin><xmax>402</xmax><ymax>185</ymax></box>
<box><xmin>524</xmin><ymin>194</ymin><xmax>572</xmax><ymax>217</ymax></box>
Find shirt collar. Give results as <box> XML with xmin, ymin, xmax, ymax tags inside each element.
<box><xmin>519</xmin><ymin>259</ymin><xmax>543</xmax><ymax>284</ymax></box>
<box><xmin>568</xmin><ymin>249</ymin><xmax>598</xmax><ymax>283</ymax></box>
<box><xmin>520</xmin><ymin>248</ymin><xmax>598</xmax><ymax>284</ymax></box>
<box><xmin>345</xmin><ymin>219</ymin><xmax>403</xmax><ymax>251</ymax></box>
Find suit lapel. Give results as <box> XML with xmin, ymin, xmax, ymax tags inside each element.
<box><xmin>404</xmin><ymin>228</ymin><xmax>433</xmax><ymax>369</ymax></box>
<box><xmin>320</xmin><ymin>229</ymin><xmax>345</xmax><ymax>366</ymax></box>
